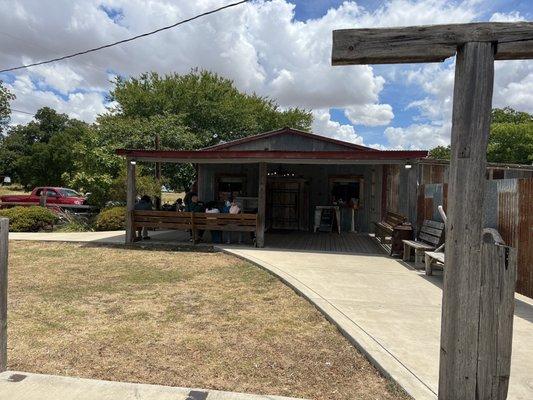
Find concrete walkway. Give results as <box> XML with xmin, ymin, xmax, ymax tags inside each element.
<box><xmin>221</xmin><ymin>247</ymin><xmax>533</xmax><ymax>400</ymax></box>
<box><xmin>0</xmin><ymin>371</ymin><xmax>304</xmax><ymax>400</ymax></box>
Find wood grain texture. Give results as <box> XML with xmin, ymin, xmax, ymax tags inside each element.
<box><xmin>332</xmin><ymin>22</ymin><xmax>533</xmax><ymax>65</ymax></box>
<box><xmin>125</xmin><ymin>158</ymin><xmax>136</xmax><ymax>243</ymax></box>
<box><xmin>438</xmin><ymin>42</ymin><xmax>495</xmax><ymax>399</ymax></box>
<box><xmin>0</xmin><ymin>218</ymin><xmax>8</xmax><ymax>372</ymax></box>
<box><xmin>477</xmin><ymin>242</ymin><xmax>517</xmax><ymax>400</ymax></box>
<box><xmin>256</xmin><ymin>162</ymin><xmax>267</xmax><ymax>247</ymax></box>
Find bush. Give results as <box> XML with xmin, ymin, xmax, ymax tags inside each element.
<box><xmin>0</xmin><ymin>206</ymin><xmax>58</xmax><ymax>232</ymax></box>
<box><xmin>94</xmin><ymin>206</ymin><xmax>126</xmax><ymax>231</ymax></box>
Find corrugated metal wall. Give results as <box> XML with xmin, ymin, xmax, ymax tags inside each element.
<box><xmin>417</xmin><ymin>178</ymin><xmax>533</xmax><ymax>298</ymax></box>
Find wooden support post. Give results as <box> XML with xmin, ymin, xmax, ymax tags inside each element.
<box><xmin>332</xmin><ymin>24</ymin><xmax>532</xmax><ymax>397</ymax></box>
<box><xmin>477</xmin><ymin>233</ymin><xmax>517</xmax><ymax>399</ymax></box>
<box><xmin>407</xmin><ymin>163</ymin><xmax>418</xmax><ymax>232</ymax></box>
<box><xmin>125</xmin><ymin>158</ymin><xmax>136</xmax><ymax>243</ymax></box>
<box><xmin>438</xmin><ymin>41</ymin><xmax>495</xmax><ymax>399</ymax></box>
<box><xmin>0</xmin><ymin>218</ymin><xmax>8</xmax><ymax>372</ymax></box>
<box><xmin>256</xmin><ymin>162</ymin><xmax>267</xmax><ymax>248</ymax></box>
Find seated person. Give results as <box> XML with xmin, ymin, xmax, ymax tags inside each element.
<box><xmin>205</xmin><ymin>201</ymin><xmax>221</xmax><ymax>243</ymax></box>
<box><xmin>185</xmin><ymin>193</ymin><xmax>205</xmax><ymax>241</ymax></box>
<box><xmin>174</xmin><ymin>198</ymin><xmax>184</xmax><ymax>212</ymax></box>
<box><xmin>185</xmin><ymin>193</ymin><xmax>204</xmax><ymax>212</ymax></box>
<box><xmin>134</xmin><ymin>195</ymin><xmax>153</xmax><ymax>240</ymax></box>
<box><xmin>225</xmin><ymin>199</ymin><xmax>242</xmax><ymax>244</ymax></box>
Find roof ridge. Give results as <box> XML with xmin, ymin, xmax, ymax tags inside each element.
<box><xmin>202</xmin><ymin>127</ymin><xmax>376</xmax><ymax>151</ymax></box>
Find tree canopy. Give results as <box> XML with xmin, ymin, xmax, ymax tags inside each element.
<box><xmin>428</xmin><ymin>107</ymin><xmax>533</xmax><ymax>165</ymax></box>
<box><xmin>0</xmin><ymin>70</ymin><xmax>313</xmax><ymax>205</ymax></box>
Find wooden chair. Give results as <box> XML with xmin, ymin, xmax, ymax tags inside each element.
<box><xmin>373</xmin><ymin>211</ymin><xmax>407</xmax><ymax>243</ymax></box>
<box><xmin>402</xmin><ymin>219</ymin><xmax>445</xmax><ymax>266</ymax></box>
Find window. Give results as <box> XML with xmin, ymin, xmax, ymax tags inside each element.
<box><xmin>59</xmin><ymin>188</ymin><xmax>81</xmax><ymax>197</ymax></box>
<box><xmin>329</xmin><ymin>176</ymin><xmax>364</xmax><ymax>208</ymax></box>
<box><xmin>216</xmin><ymin>175</ymin><xmax>246</xmax><ymax>201</ymax></box>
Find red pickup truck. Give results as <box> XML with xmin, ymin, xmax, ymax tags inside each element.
<box><xmin>0</xmin><ymin>187</ymin><xmax>87</xmax><ymax>208</ymax></box>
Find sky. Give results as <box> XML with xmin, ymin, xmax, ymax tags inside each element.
<box><xmin>0</xmin><ymin>0</ymin><xmax>532</xmax><ymax>150</ymax></box>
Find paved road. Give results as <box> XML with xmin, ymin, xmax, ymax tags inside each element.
<box><xmin>222</xmin><ymin>247</ymin><xmax>533</xmax><ymax>400</ymax></box>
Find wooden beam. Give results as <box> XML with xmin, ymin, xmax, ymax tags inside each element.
<box><xmin>0</xmin><ymin>218</ymin><xmax>8</xmax><ymax>372</ymax></box>
<box><xmin>332</xmin><ymin>22</ymin><xmax>533</xmax><ymax>65</ymax></box>
<box><xmin>438</xmin><ymin>41</ymin><xmax>495</xmax><ymax>399</ymax></box>
<box><xmin>256</xmin><ymin>162</ymin><xmax>267</xmax><ymax>248</ymax></box>
<box><xmin>125</xmin><ymin>158</ymin><xmax>136</xmax><ymax>243</ymax></box>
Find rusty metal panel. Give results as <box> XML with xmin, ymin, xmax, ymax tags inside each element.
<box><xmin>517</xmin><ymin>179</ymin><xmax>533</xmax><ymax>298</ymax></box>
<box><xmin>415</xmin><ymin>177</ymin><xmax>532</xmax><ymax>298</ymax></box>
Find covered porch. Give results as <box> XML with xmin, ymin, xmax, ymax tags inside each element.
<box><xmin>117</xmin><ymin>147</ymin><xmax>426</xmax><ymax>249</ymax></box>
<box><xmin>117</xmin><ymin>128</ymin><xmax>426</xmax><ymax>249</ymax></box>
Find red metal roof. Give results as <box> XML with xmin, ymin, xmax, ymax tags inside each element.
<box><xmin>116</xmin><ymin>149</ymin><xmax>428</xmax><ymax>160</ymax></box>
<box><xmin>203</xmin><ymin>127</ymin><xmax>377</xmax><ymax>151</ymax></box>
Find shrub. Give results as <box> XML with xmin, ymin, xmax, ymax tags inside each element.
<box><xmin>0</xmin><ymin>206</ymin><xmax>58</xmax><ymax>232</ymax></box>
<box><xmin>94</xmin><ymin>206</ymin><xmax>126</xmax><ymax>231</ymax></box>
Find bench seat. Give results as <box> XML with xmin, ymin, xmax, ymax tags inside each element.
<box><xmin>425</xmin><ymin>251</ymin><xmax>445</xmax><ymax>276</ymax></box>
<box><xmin>402</xmin><ymin>219</ymin><xmax>444</xmax><ymax>266</ymax></box>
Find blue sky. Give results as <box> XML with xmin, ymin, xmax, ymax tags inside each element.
<box><xmin>1</xmin><ymin>0</ymin><xmax>532</xmax><ymax>149</ymax></box>
<box><xmin>288</xmin><ymin>0</ymin><xmax>533</xmax><ymax>147</ymax></box>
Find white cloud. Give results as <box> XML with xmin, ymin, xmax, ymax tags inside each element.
<box><xmin>344</xmin><ymin>104</ymin><xmax>394</xmax><ymax>126</ymax></box>
<box><xmin>0</xmin><ymin>0</ymin><xmax>529</xmax><ymax>147</ymax></box>
<box><xmin>6</xmin><ymin>75</ymin><xmax>107</xmax><ymax>125</ymax></box>
<box><xmin>312</xmin><ymin>109</ymin><xmax>364</xmax><ymax>144</ymax></box>
<box><xmin>385</xmin><ymin>123</ymin><xmax>450</xmax><ymax>150</ymax></box>
<box><xmin>489</xmin><ymin>11</ymin><xmax>524</xmax><ymax>22</ymax></box>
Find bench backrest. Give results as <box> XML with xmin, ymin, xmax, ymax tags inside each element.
<box><xmin>194</xmin><ymin>213</ymin><xmax>258</xmax><ymax>232</ymax></box>
<box><xmin>133</xmin><ymin>210</ymin><xmax>258</xmax><ymax>232</ymax></box>
<box><xmin>133</xmin><ymin>210</ymin><xmax>193</xmax><ymax>229</ymax></box>
<box><xmin>418</xmin><ymin>219</ymin><xmax>445</xmax><ymax>246</ymax></box>
<box><xmin>384</xmin><ymin>211</ymin><xmax>407</xmax><ymax>227</ymax></box>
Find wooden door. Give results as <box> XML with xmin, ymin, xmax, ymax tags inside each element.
<box><xmin>269</xmin><ymin>181</ymin><xmax>299</xmax><ymax>230</ymax></box>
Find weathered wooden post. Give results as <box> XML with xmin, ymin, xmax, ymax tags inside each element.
<box><xmin>332</xmin><ymin>22</ymin><xmax>532</xmax><ymax>399</ymax></box>
<box><xmin>0</xmin><ymin>217</ymin><xmax>8</xmax><ymax>372</ymax></box>
<box><xmin>125</xmin><ymin>158</ymin><xmax>137</xmax><ymax>243</ymax></box>
<box><xmin>256</xmin><ymin>162</ymin><xmax>267</xmax><ymax>247</ymax></box>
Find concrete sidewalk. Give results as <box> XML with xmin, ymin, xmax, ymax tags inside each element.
<box><xmin>0</xmin><ymin>371</ymin><xmax>305</xmax><ymax>400</ymax></box>
<box><xmin>221</xmin><ymin>247</ymin><xmax>533</xmax><ymax>400</ymax></box>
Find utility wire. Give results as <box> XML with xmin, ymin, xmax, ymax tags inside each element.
<box><xmin>11</xmin><ymin>109</ymin><xmax>34</xmax><ymax>115</ymax></box>
<box><xmin>0</xmin><ymin>0</ymin><xmax>250</xmax><ymax>74</ymax></box>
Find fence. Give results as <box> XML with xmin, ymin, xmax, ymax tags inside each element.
<box><xmin>417</xmin><ymin>178</ymin><xmax>533</xmax><ymax>298</ymax></box>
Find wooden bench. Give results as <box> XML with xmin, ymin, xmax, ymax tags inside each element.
<box><xmin>132</xmin><ymin>211</ymin><xmax>258</xmax><ymax>245</ymax></box>
<box><xmin>373</xmin><ymin>211</ymin><xmax>407</xmax><ymax>243</ymax></box>
<box><xmin>193</xmin><ymin>213</ymin><xmax>258</xmax><ymax>244</ymax></box>
<box><xmin>402</xmin><ymin>219</ymin><xmax>445</xmax><ymax>265</ymax></box>
<box><xmin>424</xmin><ymin>251</ymin><xmax>445</xmax><ymax>275</ymax></box>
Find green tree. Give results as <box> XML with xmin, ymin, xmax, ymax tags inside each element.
<box><xmin>108</xmin><ymin>70</ymin><xmax>312</xmax><ymax>147</ymax></box>
<box><xmin>0</xmin><ymin>107</ymin><xmax>89</xmax><ymax>188</ymax></box>
<box><xmin>0</xmin><ymin>81</ymin><xmax>15</xmax><ymax>133</ymax></box>
<box><xmin>491</xmin><ymin>107</ymin><xmax>532</xmax><ymax>124</ymax></box>
<box><xmin>488</xmin><ymin>122</ymin><xmax>533</xmax><ymax>164</ymax></box>
<box><xmin>428</xmin><ymin>107</ymin><xmax>533</xmax><ymax>164</ymax></box>
<box><xmin>428</xmin><ymin>145</ymin><xmax>451</xmax><ymax>160</ymax></box>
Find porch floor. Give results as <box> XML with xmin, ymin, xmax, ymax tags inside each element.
<box><xmin>9</xmin><ymin>230</ymin><xmax>384</xmax><ymax>255</ymax></box>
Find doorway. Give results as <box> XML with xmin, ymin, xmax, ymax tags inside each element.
<box><xmin>267</xmin><ymin>178</ymin><xmax>309</xmax><ymax>231</ymax></box>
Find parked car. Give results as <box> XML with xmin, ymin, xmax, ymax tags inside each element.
<box><xmin>0</xmin><ymin>187</ymin><xmax>87</xmax><ymax>208</ymax></box>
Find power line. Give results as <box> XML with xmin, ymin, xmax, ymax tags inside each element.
<box><xmin>11</xmin><ymin>109</ymin><xmax>34</xmax><ymax>115</ymax></box>
<box><xmin>0</xmin><ymin>0</ymin><xmax>250</xmax><ymax>74</ymax></box>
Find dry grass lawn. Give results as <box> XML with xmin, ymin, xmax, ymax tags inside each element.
<box><xmin>7</xmin><ymin>241</ymin><xmax>409</xmax><ymax>400</ymax></box>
